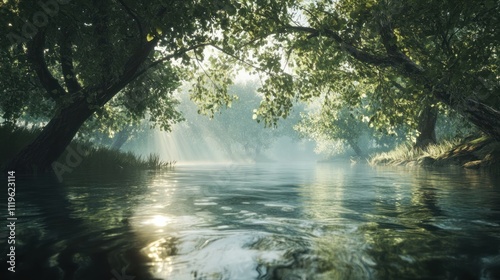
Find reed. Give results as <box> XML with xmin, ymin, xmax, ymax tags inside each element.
<box><xmin>0</xmin><ymin>125</ymin><xmax>175</xmax><ymax>172</ymax></box>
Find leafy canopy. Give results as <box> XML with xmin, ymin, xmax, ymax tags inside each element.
<box><xmin>0</xmin><ymin>0</ymin><xmax>244</xmax><ymax>136</ymax></box>
<box><xmin>192</xmin><ymin>0</ymin><xmax>499</xmax><ymax>139</ymax></box>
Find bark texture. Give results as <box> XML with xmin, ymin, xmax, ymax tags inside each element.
<box><xmin>415</xmin><ymin>105</ymin><xmax>438</xmax><ymax>148</ymax></box>
<box><xmin>7</xmin><ymin>97</ymin><xmax>93</xmax><ymax>172</ymax></box>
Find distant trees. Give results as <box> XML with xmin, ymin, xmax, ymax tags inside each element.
<box><xmin>178</xmin><ymin>82</ymin><xmax>301</xmax><ymax>160</ymax></box>
<box><xmin>296</xmin><ymin>103</ymin><xmax>367</xmax><ymax>157</ymax></box>
<box><xmin>295</xmin><ymin>94</ymin><xmax>406</xmax><ymax>158</ymax></box>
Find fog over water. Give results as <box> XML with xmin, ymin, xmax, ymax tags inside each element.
<box><xmin>127</xmin><ymin>127</ymin><xmax>318</xmax><ymax>164</ymax></box>
<box><xmin>122</xmin><ymin>82</ymin><xmax>320</xmax><ymax>164</ymax></box>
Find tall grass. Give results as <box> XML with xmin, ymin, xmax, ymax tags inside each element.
<box><xmin>0</xmin><ymin>125</ymin><xmax>175</xmax><ymax>172</ymax></box>
<box><xmin>72</xmin><ymin>147</ymin><xmax>172</xmax><ymax>171</ymax></box>
<box><xmin>369</xmin><ymin>139</ymin><xmax>462</xmax><ymax>166</ymax></box>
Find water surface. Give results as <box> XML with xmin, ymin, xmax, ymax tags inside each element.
<box><xmin>2</xmin><ymin>163</ymin><xmax>500</xmax><ymax>279</ymax></box>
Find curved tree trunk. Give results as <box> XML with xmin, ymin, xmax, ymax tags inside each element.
<box><xmin>6</xmin><ymin>26</ymin><xmax>162</xmax><ymax>173</ymax></box>
<box><xmin>7</xmin><ymin>97</ymin><xmax>94</xmax><ymax>173</ymax></box>
<box><xmin>415</xmin><ymin>104</ymin><xmax>438</xmax><ymax>149</ymax></box>
<box><xmin>462</xmin><ymin>99</ymin><xmax>500</xmax><ymax>141</ymax></box>
<box><xmin>375</xmin><ymin>22</ymin><xmax>500</xmax><ymax>141</ymax></box>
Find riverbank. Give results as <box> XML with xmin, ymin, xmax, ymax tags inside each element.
<box><xmin>0</xmin><ymin>125</ymin><xmax>172</xmax><ymax>172</ymax></box>
<box><xmin>369</xmin><ymin>136</ymin><xmax>500</xmax><ymax>170</ymax></box>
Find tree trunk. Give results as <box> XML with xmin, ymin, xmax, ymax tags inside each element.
<box><xmin>6</xmin><ymin>34</ymin><xmax>160</xmax><ymax>173</ymax></box>
<box><xmin>110</xmin><ymin>128</ymin><xmax>131</xmax><ymax>150</ymax></box>
<box><xmin>347</xmin><ymin>138</ymin><xmax>363</xmax><ymax>157</ymax></box>
<box><xmin>415</xmin><ymin>104</ymin><xmax>438</xmax><ymax>148</ymax></box>
<box><xmin>462</xmin><ymin>99</ymin><xmax>500</xmax><ymax>141</ymax></box>
<box><xmin>7</xmin><ymin>97</ymin><xmax>94</xmax><ymax>173</ymax></box>
<box><xmin>375</xmin><ymin>23</ymin><xmax>500</xmax><ymax>142</ymax></box>
<box><xmin>293</xmin><ymin>23</ymin><xmax>500</xmax><ymax>143</ymax></box>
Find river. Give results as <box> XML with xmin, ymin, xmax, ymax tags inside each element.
<box><xmin>2</xmin><ymin>163</ymin><xmax>500</xmax><ymax>279</ymax></box>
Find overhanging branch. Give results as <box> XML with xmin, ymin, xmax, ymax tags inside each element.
<box><xmin>59</xmin><ymin>25</ymin><xmax>82</xmax><ymax>94</ymax></box>
<box><xmin>117</xmin><ymin>0</ymin><xmax>144</xmax><ymax>43</ymax></box>
<box><xmin>208</xmin><ymin>44</ymin><xmax>273</xmax><ymax>75</ymax></box>
<box><xmin>284</xmin><ymin>25</ymin><xmax>395</xmax><ymax>67</ymax></box>
<box><xmin>94</xmin><ymin>38</ymin><xmax>160</xmax><ymax>106</ymax></box>
<box><xmin>377</xmin><ymin>21</ymin><xmax>425</xmax><ymax>76</ymax></box>
<box><xmin>133</xmin><ymin>43</ymin><xmax>210</xmax><ymax>79</ymax></box>
<box><xmin>27</xmin><ymin>30</ymin><xmax>67</xmax><ymax>101</ymax></box>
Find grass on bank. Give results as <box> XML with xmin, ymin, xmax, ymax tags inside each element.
<box><xmin>72</xmin><ymin>146</ymin><xmax>174</xmax><ymax>171</ymax></box>
<box><xmin>0</xmin><ymin>125</ymin><xmax>173</xmax><ymax>172</ymax></box>
<box><xmin>369</xmin><ymin>139</ymin><xmax>462</xmax><ymax>166</ymax></box>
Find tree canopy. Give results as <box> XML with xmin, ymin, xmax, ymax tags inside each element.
<box><xmin>194</xmin><ymin>0</ymin><xmax>499</xmax><ymax>141</ymax></box>
<box><xmin>0</xmin><ymin>0</ymin><xmax>246</xmax><ymax>170</ymax></box>
<box><xmin>0</xmin><ymin>0</ymin><xmax>499</xmax><ymax>171</ymax></box>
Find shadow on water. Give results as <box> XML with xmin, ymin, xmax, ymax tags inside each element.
<box><xmin>0</xmin><ymin>171</ymin><xmax>161</xmax><ymax>280</ymax></box>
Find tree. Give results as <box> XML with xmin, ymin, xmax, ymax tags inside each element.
<box><xmin>1</xmin><ymin>0</ymin><xmax>240</xmax><ymax>171</ymax></box>
<box><xmin>2</xmin><ymin>0</ymin><xmax>498</xmax><ymax>172</ymax></box>
<box><xmin>195</xmin><ymin>0</ymin><xmax>499</xmax><ymax>143</ymax></box>
<box><xmin>212</xmin><ymin>83</ymin><xmax>277</xmax><ymax>159</ymax></box>
<box><xmin>176</xmin><ymin>82</ymin><xmax>301</xmax><ymax>160</ymax></box>
<box><xmin>295</xmin><ymin>93</ymin><xmax>406</xmax><ymax>158</ymax></box>
<box><xmin>296</xmin><ymin>101</ymin><xmax>366</xmax><ymax>157</ymax></box>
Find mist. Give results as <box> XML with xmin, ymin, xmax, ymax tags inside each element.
<box><xmin>120</xmin><ymin>81</ymin><xmax>319</xmax><ymax>164</ymax></box>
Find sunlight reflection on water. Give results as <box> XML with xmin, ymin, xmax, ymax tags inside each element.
<box><xmin>4</xmin><ymin>163</ymin><xmax>500</xmax><ymax>279</ymax></box>
<box><xmin>124</xmin><ymin>163</ymin><xmax>500</xmax><ymax>279</ymax></box>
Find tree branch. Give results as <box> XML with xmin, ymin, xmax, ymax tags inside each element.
<box><xmin>208</xmin><ymin>44</ymin><xmax>273</xmax><ymax>74</ymax></box>
<box><xmin>95</xmin><ymin>38</ymin><xmax>160</xmax><ymax>106</ymax></box>
<box><xmin>26</xmin><ymin>30</ymin><xmax>66</xmax><ymax>101</ymax></box>
<box><xmin>284</xmin><ymin>25</ymin><xmax>396</xmax><ymax>67</ymax></box>
<box><xmin>133</xmin><ymin>43</ymin><xmax>210</xmax><ymax>79</ymax></box>
<box><xmin>59</xmin><ymin>25</ymin><xmax>82</xmax><ymax>94</ymax></box>
<box><xmin>116</xmin><ymin>0</ymin><xmax>144</xmax><ymax>42</ymax></box>
<box><xmin>377</xmin><ymin>21</ymin><xmax>424</xmax><ymax>76</ymax></box>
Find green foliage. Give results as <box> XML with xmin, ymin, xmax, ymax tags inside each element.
<box><xmin>0</xmin><ymin>0</ymin><xmax>246</xmax><ymax>140</ymax></box>
<box><xmin>295</xmin><ymin>93</ymin><xmax>404</xmax><ymax>157</ymax></box>
<box><xmin>194</xmin><ymin>0</ymin><xmax>499</xmax><ymax>142</ymax></box>
<box><xmin>187</xmin><ymin>55</ymin><xmax>237</xmax><ymax>117</ymax></box>
<box><xmin>73</xmin><ymin>147</ymin><xmax>165</xmax><ymax>172</ymax></box>
<box><xmin>296</xmin><ymin>102</ymin><xmax>364</xmax><ymax>151</ymax></box>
